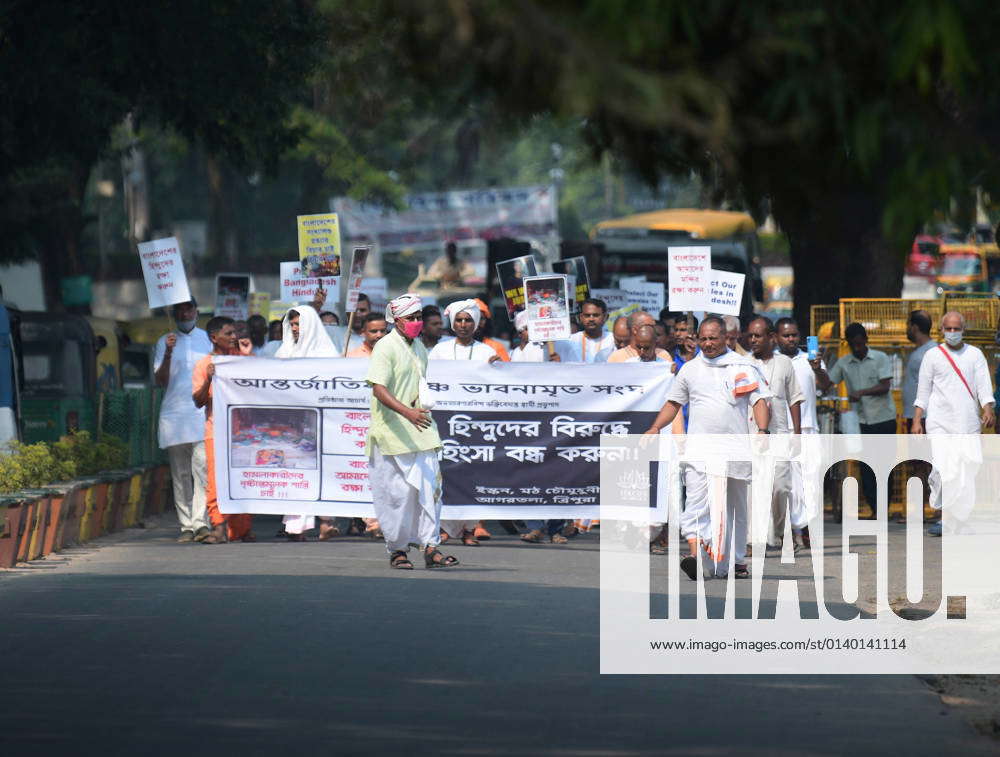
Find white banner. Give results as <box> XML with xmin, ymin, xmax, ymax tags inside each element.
<box><xmin>137</xmin><ymin>237</ymin><xmax>190</xmax><ymax>309</ymax></box>
<box><xmin>333</xmin><ymin>185</ymin><xmax>558</xmax><ymax>250</ymax></box>
<box><xmin>212</xmin><ymin>358</ymin><xmax>671</xmax><ymax>519</ymax></box>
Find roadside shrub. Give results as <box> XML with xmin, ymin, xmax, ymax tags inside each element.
<box><xmin>0</xmin><ymin>432</ymin><xmax>128</xmax><ymax>495</ymax></box>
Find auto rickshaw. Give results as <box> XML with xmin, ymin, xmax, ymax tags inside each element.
<box><xmin>18</xmin><ymin>312</ymin><xmax>98</xmax><ymax>443</ymax></box>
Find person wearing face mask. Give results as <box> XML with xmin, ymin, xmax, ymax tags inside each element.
<box><xmin>154</xmin><ymin>299</ymin><xmax>213</xmax><ymax>543</ymax></box>
<box><xmin>912</xmin><ymin>311</ymin><xmax>995</xmax><ymax>536</ymax></box>
<box><xmin>366</xmin><ymin>293</ymin><xmax>459</xmax><ymax>570</ymax></box>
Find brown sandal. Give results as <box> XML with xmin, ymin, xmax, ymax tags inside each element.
<box><xmin>424</xmin><ymin>547</ymin><xmax>459</xmax><ymax>568</ymax></box>
<box><xmin>318</xmin><ymin>523</ymin><xmax>340</xmax><ymax>541</ymax></box>
<box><xmin>390</xmin><ymin>550</ymin><xmax>414</xmax><ymax>570</ymax></box>
<box><xmin>520</xmin><ymin>529</ymin><xmax>545</xmax><ymax>543</ymax></box>
<box><xmin>461</xmin><ymin>530</ymin><xmax>480</xmax><ymax>546</ymax></box>
<box><xmin>201</xmin><ymin>524</ymin><xmax>227</xmax><ymax>544</ymax></box>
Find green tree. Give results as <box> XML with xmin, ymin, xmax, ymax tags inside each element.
<box><xmin>0</xmin><ymin>0</ymin><xmax>323</xmax><ymax>307</ymax></box>
<box><xmin>371</xmin><ymin>0</ymin><xmax>1000</xmax><ymax>326</ymax></box>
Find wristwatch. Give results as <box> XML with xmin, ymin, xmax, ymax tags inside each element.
<box><xmin>757</xmin><ymin>429</ymin><xmax>770</xmax><ymax>434</ymax></box>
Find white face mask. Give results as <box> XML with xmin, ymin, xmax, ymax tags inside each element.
<box><xmin>176</xmin><ymin>318</ymin><xmax>197</xmax><ymax>334</ymax></box>
<box><xmin>944</xmin><ymin>330</ymin><xmax>963</xmax><ymax>347</ymax></box>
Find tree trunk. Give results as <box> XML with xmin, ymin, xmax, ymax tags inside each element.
<box><xmin>35</xmin><ymin>161</ymin><xmax>90</xmax><ymax>312</ymax></box>
<box><xmin>772</xmin><ymin>185</ymin><xmax>905</xmax><ymax>337</ymax></box>
<box><xmin>206</xmin><ymin>154</ymin><xmax>239</xmax><ymax>269</ymax></box>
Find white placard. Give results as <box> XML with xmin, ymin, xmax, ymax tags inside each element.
<box><xmin>524</xmin><ymin>274</ymin><xmax>572</xmax><ymax>342</ymax></box>
<box><xmin>667</xmin><ymin>246</ymin><xmax>711</xmax><ymax>311</ymax></box>
<box><xmin>279</xmin><ymin>261</ymin><xmax>339</xmax><ymax>304</ymax></box>
<box><xmin>360</xmin><ymin>277</ymin><xmax>388</xmax><ymax>313</ymax></box>
<box><xmin>591</xmin><ymin>288</ymin><xmax>630</xmax><ymax>311</ymax></box>
<box><xmin>707</xmin><ymin>269</ymin><xmax>746</xmax><ymax>316</ymax></box>
<box><xmin>621</xmin><ymin>280</ymin><xmax>664</xmax><ymax>314</ymax></box>
<box><xmin>137</xmin><ymin>237</ymin><xmax>191</xmax><ymax>309</ymax></box>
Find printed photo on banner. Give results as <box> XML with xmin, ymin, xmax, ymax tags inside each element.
<box><xmin>707</xmin><ymin>269</ymin><xmax>745</xmax><ymax>316</ymax></box>
<box><xmin>279</xmin><ymin>261</ymin><xmax>338</xmax><ymax>304</ymax></box>
<box><xmin>137</xmin><ymin>236</ymin><xmax>191</xmax><ymax>309</ymax></box>
<box><xmin>230</xmin><ymin>408</ymin><xmax>318</xmax><ymax>470</ymax></box>
<box><xmin>524</xmin><ymin>274</ymin><xmax>571</xmax><ymax>342</ymax></box>
<box><xmin>297</xmin><ymin>212</ymin><xmax>341</xmax><ymax>278</ymax></box>
<box><xmin>345</xmin><ymin>246</ymin><xmax>371</xmax><ymax>312</ymax></box>
<box><xmin>496</xmin><ymin>254</ymin><xmax>538</xmax><ymax>317</ymax></box>
<box><xmin>215</xmin><ymin>273</ymin><xmax>253</xmax><ymax>319</ymax></box>
<box><xmin>666</xmin><ymin>246</ymin><xmax>711</xmax><ymax>311</ymax></box>
<box><xmin>552</xmin><ymin>256</ymin><xmax>590</xmax><ymax>309</ymax></box>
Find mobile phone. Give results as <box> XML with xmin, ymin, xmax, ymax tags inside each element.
<box><xmin>807</xmin><ymin>335</ymin><xmax>819</xmax><ymax>360</ymax></box>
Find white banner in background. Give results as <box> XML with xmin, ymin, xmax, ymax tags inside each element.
<box><xmin>212</xmin><ymin>358</ymin><xmax>670</xmax><ymax>519</ymax></box>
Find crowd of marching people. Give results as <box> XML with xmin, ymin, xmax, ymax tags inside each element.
<box><xmin>154</xmin><ymin>282</ymin><xmax>997</xmax><ymax>575</ymax></box>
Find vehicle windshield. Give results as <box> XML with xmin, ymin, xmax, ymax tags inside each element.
<box><xmin>940</xmin><ymin>254</ymin><xmax>981</xmax><ymax>276</ymax></box>
<box><xmin>19</xmin><ymin>319</ymin><xmax>90</xmax><ymax>396</ymax></box>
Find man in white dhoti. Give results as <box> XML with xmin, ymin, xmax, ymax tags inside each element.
<box><xmin>274</xmin><ymin>306</ymin><xmax>340</xmax><ymax>541</ymax></box>
<box><xmin>367</xmin><ymin>294</ymin><xmax>458</xmax><ymax>569</ymax></box>
<box><xmin>747</xmin><ymin>316</ymin><xmax>804</xmax><ymax>552</ymax></box>
<box><xmin>912</xmin><ymin>311</ymin><xmax>995</xmax><ymax>535</ymax></box>
<box><xmin>775</xmin><ymin>317</ymin><xmax>823</xmax><ymax>546</ymax></box>
<box><xmin>430</xmin><ymin>299</ymin><xmax>500</xmax><ymax>546</ymax></box>
<box><xmin>645</xmin><ymin>316</ymin><xmax>771</xmax><ymax>580</ymax></box>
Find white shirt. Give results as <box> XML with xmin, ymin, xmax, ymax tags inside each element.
<box><xmin>428</xmin><ymin>339</ymin><xmax>497</xmax><ymax>362</ymax></box>
<box><xmin>510</xmin><ymin>341</ymin><xmax>576</xmax><ymax>362</ymax></box>
<box><xmin>914</xmin><ymin>342</ymin><xmax>994</xmax><ymax>433</ymax></box>
<box><xmin>785</xmin><ymin>351</ymin><xmax>822</xmax><ymax>430</ymax></box>
<box><xmin>154</xmin><ymin>328</ymin><xmax>212</xmax><ymax>448</ymax></box>
<box><xmin>568</xmin><ymin>331</ymin><xmax>615</xmax><ymax>363</ymax></box>
<box><xmin>624</xmin><ymin>355</ymin><xmax>669</xmax><ymax>363</ymax></box>
<box><xmin>751</xmin><ymin>352</ymin><xmax>804</xmax><ymax>433</ymax></box>
<box><xmin>259</xmin><ymin>340</ymin><xmax>282</xmax><ymax>357</ymax></box>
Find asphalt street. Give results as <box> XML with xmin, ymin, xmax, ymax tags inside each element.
<box><xmin>0</xmin><ymin>515</ymin><xmax>991</xmax><ymax>756</ymax></box>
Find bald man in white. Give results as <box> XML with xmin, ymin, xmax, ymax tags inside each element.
<box><xmin>913</xmin><ymin>311</ymin><xmax>995</xmax><ymax>535</ymax></box>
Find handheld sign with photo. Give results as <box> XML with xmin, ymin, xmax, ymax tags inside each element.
<box><xmin>524</xmin><ymin>274</ymin><xmax>572</xmax><ymax>343</ymax></box>
<box><xmin>215</xmin><ymin>273</ymin><xmax>253</xmax><ymax>319</ymax></box>
<box><xmin>667</xmin><ymin>246</ymin><xmax>711</xmax><ymax>311</ymax></box>
<box><xmin>342</xmin><ymin>246</ymin><xmax>371</xmax><ymax>356</ymax></box>
<box><xmin>297</xmin><ymin>213</ymin><xmax>342</xmax><ymax>278</ymax></box>
<box><xmin>496</xmin><ymin>254</ymin><xmax>538</xmax><ymax>319</ymax></box>
<box><xmin>280</xmin><ymin>261</ymin><xmax>339</xmax><ymax>304</ymax></box>
<box><xmin>552</xmin><ymin>256</ymin><xmax>591</xmax><ymax>310</ymax></box>
<box><xmin>248</xmin><ymin>292</ymin><xmax>271</xmax><ymax>320</ymax></box>
<box><xmin>707</xmin><ymin>270</ymin><xmax>745</xmax><ymax>316</ymax></box>
<box><xmin>137</xmin><ymin>237</ymin><xmax>191</xmax><ymax>309</ymax></box>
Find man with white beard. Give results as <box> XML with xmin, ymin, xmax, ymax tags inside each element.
<box><xmin>912</xmin><ymin>311</ymin><xmax>995</xmax><ymax>535</ymax></box>
<box><xmin>644</xmin><ymin>316</ymin><xmax>771</xmax><ymax>580</ymax></box>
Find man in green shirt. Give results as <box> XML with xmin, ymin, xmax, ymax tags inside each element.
<box><xmin>366</xmin><ymin>293</ymin><xmax>459</xmax><ymax>570</ymax></box>
<box><xmin>811</xmin><ymin>321</ymin><xmax>896</xmax><ymax>517</ymax></box>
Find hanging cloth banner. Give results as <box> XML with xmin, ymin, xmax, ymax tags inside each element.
<box><xmin>212</xmin><ymin>358</ymin><xmax>671</xmax><ymax>519</ymax></box>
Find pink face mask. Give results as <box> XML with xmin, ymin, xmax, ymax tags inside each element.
<box><xmin>399</xmin><ymin>320</ymin><xmax>423</xmax><ymax>339</ymax></box>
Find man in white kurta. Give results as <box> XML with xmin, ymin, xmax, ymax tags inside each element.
<box><xmin>747</xmin><ymin>317</ymin><xmax>804</xmax><ymax>550</ymax></box>
<box><xmin>775</xmin><ymin>317</ymin><xmax>824</xmax><ymax>541</ymax></box>
<box><xmin>429</xmin><ymin>299</ymin><xmax>500</xmax><ymax>545</ymax></box>
<box><xmin>912</xmin><ymin>311</ymin><xmax>995</xmax><ymax>531</ymax></box>
<box><xmin>367</xmin><ymin>294</ymin><xmax>457</xmax><ymax>569</ymax></box>
<box><xmin>154</xmin><ymin>300</ymin><xmax>212</xmax><ymax>542</ymax></box>
<box><xmin>567</xmin><ymin>298</ymin><xmax>615</xmax><ymax>362</ymax></box>
<box><xmin>645</xmin><ymin>316</ymin><xmax>771</xmax><ymax>579</ymax></box>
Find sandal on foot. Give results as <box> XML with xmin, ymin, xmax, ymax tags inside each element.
<box><xmin>367</xmin><ymin>529</ymin><xmax>384</xmax><ymax>541</ymax></box>
<box><xmin>734</xmin><ymin>564</ymin><xmax>750</xmax><ymax>579</ymax></box>
<box><xmin>550</xmin><ymin>533</ymin><xmax>569</xmax><ymax>545</ymax></box>
<box><xmin>461</xmin><ymin>531</ymin><xmax>480</xmax><ymax>546</ymax></box>
<box><xmin>649</xmin><ymin>542</ymin><xmax>666</xmax><ymax>555</ymax></box>
<box><xmin>424</xmin><ymin>547</ymin><xmax>459</xmax><ymax>568</ymax></box>
<box><xmin>201</xmin><ymin>525</ymin><xmax>227</xmax><ymax>545</ymax></box>
<box><xmin>389</xmin><ymin>550</ymin><xmax>414</xmax><ymax>570</ymax></box>
<box><xmin>680</xmin><ymin>555</ymin><xmax>698</xmax><ymax>581</ymax></box>
<box><xmin>439</xmin><ymin>531</ymin><xmax>450</xmax><ymax>544</ymax></box>
<box><xmin>318</xmin><ymin>524</ymin><xmax>340</xmax><ymax>541</ymax></box>
<box><xmin>473</xmin><ymin>524</ymin><xmax>491</xmax><ymax>540</ymax></box>
<box><xmin>520</xmin><ymin>529</ymin><xmax>545</xmax><ymax>543</ymax></box>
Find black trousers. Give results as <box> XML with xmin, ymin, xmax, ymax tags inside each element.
<box><xmin>857</xmin><ymin>419</ymin><xmax>898</xmax><ymax>514</ymax></box>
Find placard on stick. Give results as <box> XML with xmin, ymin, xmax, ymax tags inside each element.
<box><xmin>667</xmin><ymin>246</ymin><xmax>711</xmax><ymax>311</ymax></box>
<box><xmin>524</xmin><ymin>274</ymin><xmax>572</xmax><ymax>342</ymax></box>
<box><xmin>496</xmin><ymin>254</ymin><xmax>538</xmax><ymax>318</ymax></box>
<box><xmin>279</xmin><ymin>261</ymin><xmax>339</xmax><ymax>304</ymax></box>
<box><xmin>297</xmin><ymin>213</ymin><xmax>341</xmax><ymax>278</ymax></box>
<box><xmin>552</xmin><ymin>256</ymin><xmax>590</xmax><ymax>310</ymax></box>
<box><xmin>344</xmin><ymin>246</ymin><xmax>371</xmax><ymax>313</ymax></box>
<box><xmin>215</xmin><ymin>273</ymin><xmax>253</xmax><ymax>319</ymax></box>
<box><xmin>137</xmin><ymin>237</ymin><xmax>191</xmax><ymax>309</ymax></box>
<box><xmin>707</xmin><ymin>270</ymin><xmax>745</xmax><ymax>316</ymax></box>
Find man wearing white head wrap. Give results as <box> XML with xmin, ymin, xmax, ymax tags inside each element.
<box><xmin>429</xmin><ymin>299</ymin><xmax>499</xmax><ymax>545</ymax></box>
<box><xmin>274</xmin><ymin>307</ymin><xmax>340</xmax><ymax>540</ymax></box>
<box><xmin>366</xmin><ymin>293</ymin><xmax>458</xmax><ymax>569</ymax></box>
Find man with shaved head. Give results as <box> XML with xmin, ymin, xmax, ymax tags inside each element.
<box><xmin>595</xmin><ymin>316</ymin><xmax>631</xmax><ymax>362</ymax></box>
<box><xmin>607</xmin><ymin>310</ymin><xmax>671</xmax><ymax>363</ymax></box>
<box><xmin>913</xmin><ymin>310</ymin><xmax>995</xmax><ymax>536</ymax></box>
<box><xmin>624</xmin><ymin>324</ymin><xmax>669</xmax><ymax>363</ymax></box>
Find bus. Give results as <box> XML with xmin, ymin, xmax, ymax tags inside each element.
<box><xmin>591</xmin><ymin>209</ymin><xmax>764</xmax><ymax>316</ymax></box>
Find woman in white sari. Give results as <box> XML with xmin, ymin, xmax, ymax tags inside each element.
<box><xmin>275</xmin><ymin>306</ymin><xmax>339</xmax><ymax>540</ymax></box>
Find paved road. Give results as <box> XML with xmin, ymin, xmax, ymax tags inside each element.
<box><xmin>0</xmin><ymin>515</ymin><xmax>990</xmax><ymax>755</ymax></box>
